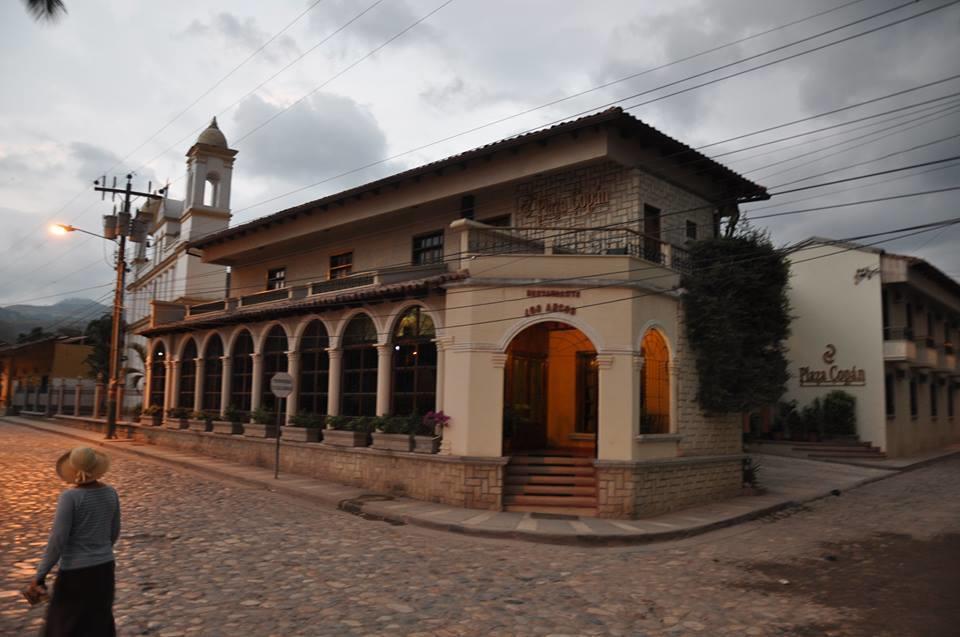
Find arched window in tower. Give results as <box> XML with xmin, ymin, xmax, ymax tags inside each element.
<box><xmin>391</xmin><ymin>307</ymin><xmax>437</xmax><ymax>416</ymax></box>
<box><xmin>204</xmin><ymin>174</ymin><xmax>220</xmax><ymax>207</ymax></box>
<box><xmin>149</xmin><ymin>342</ymin><xmax>166</xmax><ymax>408</ymax></box>
<box><xmin>341</xmin><ymin>314</ymin><xmax>378</xmax><ymax>417</ymax></box>
<box><xmin>230</xmin><ymin>330</ymin><xmax>254</xmax><ymax>416</ymax></box>
<box><xmin>202</xmin><ymin>335</ymin><xmax>224</xmax><ymax>414</ymax></box>
<box><xmin>640</xmin><ymin>330</ymin><xmax>670</xmax><ymax>434</ymax></box>
<box><xmin>178</xmin><ymin>339</ymin><xmax>198</xmax><ymax>409</ymax></box>
<box><xmin>298</xmin><ymin>321</ymin><xmax>329</xmax><ymax>417</ymax></box>
<box><xmin>261</xmin><ymin>325</ymin><xmax>288</xmax><ymax>414</ymax></box>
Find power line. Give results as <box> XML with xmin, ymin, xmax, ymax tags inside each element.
<box><xmin>751</xmin><ymin>185</ymin><xmax>960</xmax><ymax>221</ymax></box>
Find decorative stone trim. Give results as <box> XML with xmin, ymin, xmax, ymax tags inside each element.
<box><xmin>595</xmin><ymin>355</ymin><xmax>614</xmax><ymax>369</ymax></box>
<box><xmin>491</xmin><ymin>353</ymin><xmax>508</xmax><ymax>369</ymax></box>
<box><xmin>635</xmin><ymin>433</ymin><xmax>682</xmax><ymax>443</ymax></box>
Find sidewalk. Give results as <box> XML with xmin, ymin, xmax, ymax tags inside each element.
<box><xmin>1</xmin><ymin>415</ymin><xmax>909</xmax><ymax>546</ymax></box>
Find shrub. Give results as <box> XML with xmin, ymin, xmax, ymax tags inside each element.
<box><xmin>224</xmin><ymin>404</ymin><xmax>243</xmax><ymax>424</ymax></box>
<box><xmin>166</xmin><ymin>406</ymin><xmax>191</xmax><ymax>419</ymax></box>
<box><xmin>800</xmin><ymin>398</ymin><xmax>823</xmax><ymax>440</ymax></box>
<box><xmin>250</xmin><ymin>406</ymin><xmax>275</xmax><ymax>425</ymax></box>
<box><xmin>378</xmin><ymin>415</ymin><xmax>410</xmax><ymax>435</ymax></box>
<box><xmin>742</xmin><ymin>456</ymin><xmax>761</xmax><ymax>487</ymax></box>
<box><xmin>142</xmin><ymin>404</ymin><xmax>163</xmax><ymax>416</ymax></box>
<box><xmin>822</xmin><ymin>390</ymin><xmax>857</xmax><ymax>437</ymax></box>
<box><xmin>349</xmin><ymin>416</ymin><xmax>376</xmax><ymax>434</ymax></box>
<box><xmin>290</xmin><ymin>412</ymin><xmax>324</xmax><ymax>428</ymax></box>
<box><xmin>325</xmin><ymin>415</ymin><xmax>352</xmax><ymax>430</ymax></box>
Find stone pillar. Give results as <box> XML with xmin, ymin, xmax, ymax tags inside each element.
<box><xmin>597</xmin><ymin>354</ymin><xmax>636</xmax><ymax>462</ymax></box>
<box><xmin>193</xmin><ymin>357</ymin><xmax>205</xmax><ymax>413</ymax></box>
<box><xmin>249</xmin><ymin>353</ymin><xmax>263</xmax><ymax>413</ymax></box>
<box><xmin>93</xmin><ymin>376</ymin><xmax>104</xmax><ymax>419</ymax></box>
<box><xmin>376</xmin><ymin>344</ymin><xmax>393</xmax><ymax>416</ymax></box>
<box><xmin>169</xmin><ymin>360</ymin><xmax>182</xmax><ymax>411</ymax></box>
<box><xmin>285</xmin><ymin>350</ymin><xmax>300</xmax><ymax>425</ymax></box>
<box><xmin>56</xmin><ymin>382</ymin><xmax>66</xmax><ymax>415</ymax></box>
<box><xmin>73</xmin><ymin>379</ymin><xmax>82</xmax><ymax>416</ymax></box>
<box><xmin>143</xmin><ymin>356</ymin><xmax>153</xmax><ymax>407</ymax></box>
<box><xmin>219</xmin><ymin>356</ymin><xmax>232</xmax><ymax>419</ymax></box>
<box><xmin>327</xmin><ymin>349</ymin><xmax>342</xmax><ymax>416</ymax></box>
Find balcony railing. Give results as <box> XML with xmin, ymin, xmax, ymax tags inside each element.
<box><xmin>187</xmin><ymin>300</ymin><xmax>226</xmax><ymax>316</ymax></box>
<box><xmin>240</xmin><ymin>288</ymin><xmax>291</xmax><ymax>307</ymax></box>
<box><xmin>458</xmin><ymin>221</ymin><xmax>692</xmax><ymax>273</ymax></box>
<box><xmin>883</xmin><ymin>326</ymin><xmax>914</xmax><ymax>340</ymax></box>
<box><xmin>309</xmin><ymin>274</ymin><xmax>375</xmax><ymax>296</ymax></box>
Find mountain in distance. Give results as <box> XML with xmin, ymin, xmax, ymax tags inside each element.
<box><xmin>0</xmin><ymin>298</ymin><xmax>111</xmax><ymax>344</ymax></box>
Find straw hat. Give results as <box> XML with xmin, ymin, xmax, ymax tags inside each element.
<box><xmin>56</xmin><ymin>447</ymin><xmax>110</xmax><ymax>484</ymax></box>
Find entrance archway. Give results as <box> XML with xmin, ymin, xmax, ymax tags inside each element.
<box><xmin>502</xmin><ymin>321</ymin><xmax>598</xmax><ymax>455</ymax></box>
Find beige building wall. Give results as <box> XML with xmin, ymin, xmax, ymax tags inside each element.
<box><xmin>784</xmin><ymin>243</ymin><xmax>887</xmax><ymax>449</ymax></box>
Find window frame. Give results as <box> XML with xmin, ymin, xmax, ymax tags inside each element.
<box><xmin>202</xmin><ymin>336</ymin><xmax>224</xmax><ymax>414</ymax></box>
<box><xmin>412</xmin><ymin>231</ymin><xmax>444</xmax><ymax>266</ymax></box>
<box><xmin>685</xmin><ymin>220</ymin><xmax>697</xmax><ymax>241</ymax></box>
<box><xmin>329</xmin><ymin>251</ymin><xmax>353</xmax><ymax>280</ymax></box>
<box><xmin>266</xmin><ymin>267</ymin><xmax>287</xmax><ymax>290</ymax></box>
<box><xmin>298</xmin><ymin>321</ymin><xmax>330</xmax><ymax>417</ymax></box>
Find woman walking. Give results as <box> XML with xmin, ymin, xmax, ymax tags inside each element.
<box><xmin>25</xmin><ymin>446</ymin><xmax>121</xmax><ymax>637</ymax></box>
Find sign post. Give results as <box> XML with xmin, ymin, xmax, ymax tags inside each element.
<box><xmin>270</xmin><ymin>372</ymin><xmax>294</xmax><ymax>479</ymax></box>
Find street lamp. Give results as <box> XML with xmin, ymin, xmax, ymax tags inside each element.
<box><xmin>50</xmin><ymin>175</ymin><xmax>160</xmax><ymax>439</ymax></box>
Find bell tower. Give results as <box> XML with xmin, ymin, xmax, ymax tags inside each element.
<box><xmin>181</xmin><ymin>117</ymin><xmax>238</xmax><ymax>241</ymax></box>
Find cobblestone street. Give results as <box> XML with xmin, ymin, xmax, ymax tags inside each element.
<box><xmin>2</xmin><ymin>423</ymin><xmax>958</xmax><ymax>637</ymax></box>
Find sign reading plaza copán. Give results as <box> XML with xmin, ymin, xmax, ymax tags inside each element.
<box><xmin>798</xmin><ymin>344</ymin><xmax>867</xmax><ymax>387</ymax></box>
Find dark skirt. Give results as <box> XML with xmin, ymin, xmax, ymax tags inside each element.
<box><xmin>43</xmin><ymin>561</ymin><xmax>115</xmax><ymax>637</ymax></box>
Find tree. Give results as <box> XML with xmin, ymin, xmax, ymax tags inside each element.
<box><xmin>680</xmin><ymin>228</ymin><xmax>792</xmax><ymax>413</ymax></box>
<box><xmin>83</xmin><ymin>314</ymin><xmax>113</xmax><ymax>379</ymax></box>
<box><xmin>16</xmin><ymin>326</ymin><xmax>53</xmax><ymax>343</ymax></box>
<box><xmin>22</xmin><ymin>0</ymin><xmax>66</xmax><ymax>22</ymax></box>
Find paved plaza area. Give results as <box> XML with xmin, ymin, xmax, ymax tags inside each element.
<box><xmin>1</xmin><ymin>422</ymin><xmax>958</xmax><ymax>636</ymax></box>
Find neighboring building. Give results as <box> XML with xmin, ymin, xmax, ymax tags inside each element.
<box><xmin>123</xmin><ymin>118</ymin><xmax>233</xmax><ymax>405</ymax></box>
<box><xmin>784</xmin><ymin>238</ymin><xmax>960</xmax><ymax>457</ymax></box>
<box><xmin>0</xmin><ymin>336</ymin><xmax>93</xmax><ymax>409</ymax></box>
<box><xmin>136</xmin><ymin>107</ymin><xmax>769</xmax><ymax>518</ymax></box>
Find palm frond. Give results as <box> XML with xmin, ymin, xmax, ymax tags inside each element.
<box><xmin>23</xmin><ymin>0</ymin><xmax>67</xmax><ymax>22</ymax></box>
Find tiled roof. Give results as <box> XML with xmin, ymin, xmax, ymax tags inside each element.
<box><xmin>139</xmin><ymin>271</ymin><xmax>468</xmax><ymax>336</ymax></box>
<box><xmin>192</xmin><ymin>107</ymin><xmax>768</xmax><ymax>249</ymax></box>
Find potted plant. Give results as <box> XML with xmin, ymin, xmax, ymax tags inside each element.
<box><xmin>212</xmin><ymin>404</ymin><xmax>244</xmax><ymax>435</ymax></box>
<box><xmin>188</xmin><ymin>410</ymin><xmax>213</xmax><ymax>432</ymax></box>
<box><xmin>131</xmin><ymin>403</ymin><xmax>143</xmax><ymax>424</ymax></box>
<box><xmin>282</xmin><ymin>412</ymin><xmax>324</xmax><ymax>443</ymax></box>
<box><xmin>244</xmin><ymin>406</ymin><xmax>278</xmax><ymax>438</ymax></box>
<box><xmin>323</xmin><ymin>415</ymin><xmax>371</xmax><ymax>447</ymax></box>
<box><xmin>413</xmin><ymin>411</ymin><xmax>448</xmax><ymax>454</ymax></box>
<box><xmin>143</xmin><ymin>404</ymin><xmax>163</xmax><ymax>426</ymax></box>
<box><xmin>371</xmin><ymin>415</ymin><xmax>413</xmax><ymax>452</ymax></box>
<box><xmin>165</xmin><ymin>406</ymin><xmax>191</xmax><ymax>429</ymax></box>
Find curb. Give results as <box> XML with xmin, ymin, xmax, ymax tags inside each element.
<box><xmin>4</xmin><ymin>416</ymin><xmax>944</xmax><ymax>547</ymax></box>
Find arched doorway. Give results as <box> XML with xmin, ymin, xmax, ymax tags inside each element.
<box><xmin>149</xmin><ymin>342</ymin><xmax>167</xmax><ymax>408</ymax></box>
<box><xmin>503</xmin><ymin>321</ymin><xmax>597</xmax><ymax>455</ymax></box>
<box><xmin>260</xmin><ymin>325</ymin><xmax>288</xmax><ymax>414</ymax></box>
<box><xmin>391</xmin><ymin>306</ymin><xmax>437</xmax><ymax>416</ymax></box>
<box><xmin>178</xmin><ymin>339</ymin><xmax>198</xmax><ymax>409</ymax></box>
<box><xmin>640</xmin><ymin>330</ymin><xmax>670</xmax><ymax>434</ymax></box>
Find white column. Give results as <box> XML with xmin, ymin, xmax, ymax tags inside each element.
<box><xmin>327</xmin><ymin>349</ymin><xmax>342</xmax><ymax>416</ymax></box>
<box><xmin>219</xmin><ymin>356</ymin><xmax>232</xmax><ymax>419</ymax></box>
<box><xmin>163</xmin><ymin>360</ymin><xmax>175</xmax><ymax>412</ymax></box>
<box><xmin>193</xmin><ymin>357</ymin><xmax>205</xmax><ymax>413</ymax></box>
<box><xmin>285</xmin><ymin>350</ymin><xmax>300</xmax><ymax>425</ymax></box>
<box><xmin>169</xmin><ymin>360</ymin><xmax>182</xmax><ymax>411</ymax></box>
<box><xmin>376</xmin><ymin>344</ymin><xmax>393</xmax><ymax>416</ymax></box>
<box><xmin>250</xmin><ymin>353</ymin><xmax>263</xmax><ymax>414</ymax></box>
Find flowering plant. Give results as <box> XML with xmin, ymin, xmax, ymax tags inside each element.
<box><xmin>420</xmin><ymin>411</ymin><xmax>450</xmax><ymax>436</ymax></box>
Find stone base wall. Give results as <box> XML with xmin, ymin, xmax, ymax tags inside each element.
<box><xmin>596</xmin><ymin>455</ymin><xmax>743</xmax><ymax>518</ymax></box>
<box><xmin>53</xmin><ymin>416</ymin><xmax>505</xmax><ymax>511</ymax></box>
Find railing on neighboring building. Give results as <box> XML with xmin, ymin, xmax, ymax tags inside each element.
<box><xmin>883</xmin><ymin>326</ymin><xmax>914</xmax><ymax>340</ymax></box>
<box><xmin>459</xmin><ymin>221</ymin><xmax>692</xmax><ymax>273</ymax></box>
<box><xmin>309</xmin><ymin>274</ymin><xmax>375</xmax><ymax>296</ymax></box>
<box><xmin>187</xmin><ymin>300</ymin><xmax>226</xmax><ymax>316</ymax></box>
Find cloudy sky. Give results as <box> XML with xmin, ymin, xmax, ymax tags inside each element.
<box><xmin>1</xmin><ymin>0</ymin><xmax>958</xmax><ymax>312</ymax></box>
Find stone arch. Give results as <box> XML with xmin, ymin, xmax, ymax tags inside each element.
<box><xmin>497</xmin><ymin>314</ymin><xmax>605</xmax><ymax>354</ymax></box>
<box><xmin>335</xmin><ymin>307</ymin><xmax>386</xmax><ymax>344</ymax></box>
<box><xmin>255</xmin><ymin>320</ymin><xmax>293</xmax><ymax>354</ymax></box>
<box><xmin>389</xmin><ymin>305</ymin><xmax>438</xmax><ymax>417</ymax></box>
<box><xmin>292</xmin><ymin>314</ymin><xmax>336</xmax><ymax>348</ymax></box>
<box><xmin>385</xmin><ymin>301</ymin><xmax>443</xmax><ymax>340</ymax></box>
<box><xmin>203</xmin><ymin>172</ymin><xmax>220</xmax><ymax>207</ymax></box>
<box><xmin>175</xmin><ymin>335</ymin><xmax>199</xmax><ymax>361</ymax></box>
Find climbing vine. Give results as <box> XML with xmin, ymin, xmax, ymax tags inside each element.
<box><xmin>680</xmin><ymin>228</ymin><xmax>791</xmax><ymax>413</ymax></box>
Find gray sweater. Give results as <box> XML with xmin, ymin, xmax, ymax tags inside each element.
<box><xmin>36</xmin><ymin>484</ymin><xmax>121</xmax><ymax>583</ymax></box>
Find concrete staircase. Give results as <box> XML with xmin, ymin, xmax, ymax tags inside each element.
<box><xmin>503</xmin><ymin>453</ymin><xmax>597</xmax><ymax>516</ymax></box>
<box><xmin>748</xmin><ymin>439</ymin><xmax>887</xmax><ymax>463</ymax></box>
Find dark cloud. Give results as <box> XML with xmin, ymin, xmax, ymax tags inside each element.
<box><xmin>179</xmin><ymin>13</ymin><xmax>300</xmax><ymax>64</ymax></box>
<box><xmin>307</xmin><ymin>0</ymin><xmax>440</xmax><ymax>49</ymax></box>
<box><xmin>69</xmin><ymin>142</ymin><xmax>157</xmax><ymax>188</ymax></box>
<box><xmin>231</xmin><ymin>92</ymin><xmax>388</xmax><ymax>184</ymax></box>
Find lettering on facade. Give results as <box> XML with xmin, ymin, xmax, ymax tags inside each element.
<box><xmin>526</xmin><ymin>289</ymin><xmax>582</xmax><ymax>298</ymax></box>
<box><xmin>517</xmin><ymin>179</ymin><xmax>609</xmax><ymax>225</ymax></box>
<box><xmin>525</xmin><ymin>303</ymin><xmax>577</xmax><ymax>317</ymax></box>
<box><xmin>854</xmin><ymin>266</ymin><xmax>880</xmax><ymax>285</ymax></box>
<box><xmin>799</xmin><ymin>344</ymin><xmax>866</xmax><ymax>387</ymax></box>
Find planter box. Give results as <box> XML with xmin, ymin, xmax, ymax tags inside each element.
<box><xmin>212</xmin><ymin>421</ymin><xmax>243</xmax><ymax>435</ymax></box>
<box><xmin>188</xmin><ymin>419</ymin><xmax>212</xmax><ymax>432</ymax></box>
<box><xmin>147</xmin><ymin>414</ymin><xmax>163</xmax><ymax>426</ymax></box>
<box><xmin>165</xmin><ymin>418</ymin><xmax>189</xmax><ymax>429</ymax></box>
<box><xmin>280</xmin><ymin>426</ymin><xmax>322</xmax><ymax>443</ymax></box>
<box><xmin>244</xmin><ymin>423</ymin><xmax>278</xmax><ymax>438</ymax></box>
<box><xmin>413</xmin><ymin>435</ymin><xmax>440</xmax><ymax>454</ymax></box>
<box><xmin>323</xmin><ymin>429</ymin><xmax>369</xmax><ymax>447</ymax></box>
<box><xmin>371</xmin><ymin>432</ymin><xmax>413</xmax><ymax>452</ymax></box>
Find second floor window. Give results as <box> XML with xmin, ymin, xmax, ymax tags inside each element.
<box><xmin>330</xmin><ymin>252</ymin><xmax>353</xmax><ymax>279</ymax></box>
<box><xmin>266</xmin><ymin>267</ymin><xmax>286</xmax><ymax>290</ymax></box>
<box><xmin>412</xmin><ymin>231</ymin><xmax>444</xmax><ymax>265</ymax></box>
<box><xmin>685</xmin><ymin>221</ymin><xmax>697</xmax><ymax>240</ymax></box>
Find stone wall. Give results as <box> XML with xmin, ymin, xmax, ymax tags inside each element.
<box><xmin>674</xmin><ymin>305</ymin><xmax>742</xmax><ymax>456</ymax></box>
<box><xmin>53</xmin><ymin>417</ymin><xmax>505</xmax><ymax>511</ymax></box>
<box><xmin>596</xmin><ymin>455</ymin><xmax>743</xmax><ymax>518</ymax></box>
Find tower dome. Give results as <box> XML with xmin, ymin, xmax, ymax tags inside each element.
<box><xmin>196</xmin><ymin>117</ymin><xmax>228</xmax><ymax>148</ymax></box>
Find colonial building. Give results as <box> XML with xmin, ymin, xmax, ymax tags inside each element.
<box><xmin>784</xmin><ymin>238</ymin><xmax>960</xmax><ymax>457</ymax></box>
<box><xmin>0</xmin><ymin>336</ymin><xmax>93</xmax><ymax>412</ymax></box>
<box><xmin>137</xmin><ymin>107</ymin><xmax>768</xmax><ymax>518</ymax></box>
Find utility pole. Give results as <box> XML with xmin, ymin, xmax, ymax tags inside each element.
<box><xmin>94</xmin><ymin>174</ymin><xmax>163</xmax><ymax>439</ymax></box>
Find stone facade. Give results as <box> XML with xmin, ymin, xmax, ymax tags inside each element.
<box><xmin>596</xmin><ymin>456</ymin><xmax>743</xmax><ymax>518</ymax></box>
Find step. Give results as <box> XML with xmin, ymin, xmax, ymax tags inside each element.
<box><xmin>792</xmin><ymin>445</ymin><xmax>879</xmax><ymax>453</ymax></box>
<box><xmin>503</xmin><ymin>494</ymin><xmax>598</xmax><ymax>507</ymax></box>
<box><xmin>504</xmin><ymin>505</ymin><xmax>598</xmax><ymax>516</ymax></box>
<box><xmin>788</xmin><ymin>440</ymin><xmax>871</xmax><ymax>448</ymax></box>
<box><xmin>807</xmin><ymin>452</ymin><xmax>887</xmax><ymax>460</ymax></box>
<box><xmin>509</xmin><ymin>455</ymin><xmax>595</xmax><ymax>466</ymax></box>
<box><xmin>506</xmin><ymin>465</ymin><xmax>596</xmax><ymax>477</ymax></box>
<box><xmin>504</xmin><ymin>485</ymin><xmax>597</xmax><ymax>496</ymax></box>
<box><xmin>505</xmin><ymin>475</ymin><xmax>597</xmax><ymax>486</ymax></box>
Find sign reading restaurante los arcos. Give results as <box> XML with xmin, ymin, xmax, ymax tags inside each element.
<box><xmin>798</xmin><ymin>344</ymin><xmax>867</xmax><ymax>387</ymax></box>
